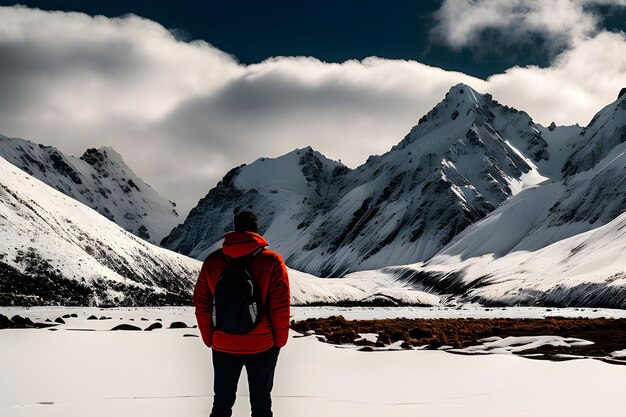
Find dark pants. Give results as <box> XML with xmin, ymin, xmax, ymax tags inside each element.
<box><xmin>210</xmin><ymin>347</ymin><xmax>280</xmax><ymax>417</ymax></box>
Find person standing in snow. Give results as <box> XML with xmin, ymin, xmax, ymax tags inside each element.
<box><xmin>193</xmin><ymin>210</ymin><xmax>290</xmax><ymax>417</ymax></box>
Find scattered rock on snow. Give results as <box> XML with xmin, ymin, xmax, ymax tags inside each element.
<box><xmin>110</xmin><ymin>324</ymin><xmax>142</xmax><ymax>331</ymax></box>
<box><xmin>144</xmin><ymin>322</ymin><xmax>163</xmax><ymax>331</ymax></box>
<box><xmin>0</xmin><ymin>314</ymin><xmax>14</xmax><ymax>329</ymax></box>
<box><xmin>1</xmin><ymin>314</ymin><xmax>54</xmax><ymax>329</ymax></box>
<box><xmin>12</xmin><ymin>315</ymin><xmax>36</xmax><ymax>327</ymax></box>
<box><xmin>87</xmin><ymin>315</ymin><xmax>98</xmax><ymax>320</ymax></box>
<box><xmin>54</xmin><ymin>317</ymin><xmax>65</xmax><ymax>324</ymax></box>
<box><xmin>169</xmin><ymin>321</ymin><xmax>188</xmax><ymax>329</ymax></box>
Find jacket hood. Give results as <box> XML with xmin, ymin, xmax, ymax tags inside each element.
<box><xmin>222</xmin><ymin>231</ymin><xmax>268</xmax><ymax>258</ymax></box>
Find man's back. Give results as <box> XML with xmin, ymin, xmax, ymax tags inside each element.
<box><xmin>193</xmin><ymin>231</ymin><xmax>290</xmax><ymax>354</ymax></box>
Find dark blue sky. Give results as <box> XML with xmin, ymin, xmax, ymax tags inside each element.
<box><xmin>5</xmin><ymin>0</ymin><xmax>625</xmax><ymax>79</ymax></box>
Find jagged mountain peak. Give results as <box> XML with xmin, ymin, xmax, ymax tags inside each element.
<box><xmin>392</xmin><ymin>84</ymin><xmax>548</xmax><ymax>165</ymax></box>
<box><xmin>161</xmin><ymin>146</ymin><xmax>347</xmax><ymax>257</ymax></box>
<box><xmin>235</xmin><ymin>146</ymin><xmax>346</xmax><ymax>194</ymax></box>
<box><xmin>0</xmin><ymin>134</ymin><xmax>179</xmax><ymax>244</ymax></box>
<box><xmin>81</xmin><ymin>146</ymin><xmax>123</xmax><ymax>166</ymax></box>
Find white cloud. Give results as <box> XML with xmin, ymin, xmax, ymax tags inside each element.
<box><xmin>0</xmin><ymin>5</ymin><xmax>625</xmax><ymax>216</ymax></box>
<box><xmin>487</xmin><ymin>30</ymin><xmax>626</xmax><ymax>124</ymax></box>
<box><xmin>433</xmin><ymin>0</ymin><xmax>626</xmax><ymax>51</ymax></box>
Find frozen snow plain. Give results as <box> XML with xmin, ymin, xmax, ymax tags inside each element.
<box><xmin>2</xmin><ymin>306</ymin><xmax>626</xmax><ymax>417</ymax></box>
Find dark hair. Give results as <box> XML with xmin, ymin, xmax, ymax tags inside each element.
<box><xmin>234</xmin><ymin>210</ymin><xmax>258</xmax><ymax>233</ymax></box>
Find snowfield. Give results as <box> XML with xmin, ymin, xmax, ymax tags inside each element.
<box><xmin>1</xmin><ymin>307</ymin><xmax>626</xmax><ymax>417</ymax></box>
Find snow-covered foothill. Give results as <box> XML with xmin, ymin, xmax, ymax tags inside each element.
<box><xmin>391</xmin><ymin>209</ymin><xmax>626</xmax><ymax>308</ymax></box>
<box><xmin>289</xmin><ymin>269</ymin><xmax>440</xmax><ymax>306</ymax></box>
<box><xmin>0</xmin><ymin>155</ymin><xmax>200</xmax><ymax>306</ymax></box>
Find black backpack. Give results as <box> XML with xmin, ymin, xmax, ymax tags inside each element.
<box><xmin>212</xmin><ymin>247</ymin><xmax>266</xmax><ymax>334</ymax></box>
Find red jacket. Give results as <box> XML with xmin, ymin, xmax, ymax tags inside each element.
<box><xmin>192</xmin><ymin>231</ymin><xmax>290</xmax><ymax>354</ymax></box>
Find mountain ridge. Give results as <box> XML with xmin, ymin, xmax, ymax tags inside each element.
<box><xmin>163</xmin><ymin>83</ymin><xmax>568</xmax><ymax>276</ymax></box>
<box><xmin>0</xmin><ymin>135</ymin><xmax>179</xmax><ymax>243</ymax></box>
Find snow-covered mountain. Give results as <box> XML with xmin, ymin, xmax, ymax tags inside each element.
<box><xmin>164</xmin><ymin>84</ymin><xmax>561</xmax><ymax>276</ymax></box>
<box><xmin>2</xmin><ymin>82</ymin><xmax>624</xmax><ymax>308</ymax></box>
<box><xmin>0</xmin><ymin>155</ymin><xmax>200</xmax><ymax>306</ymax></box>
<box><xmin>0</xmin><ymin>152</ymin><xmax>438</xmax><ymax>306</ymax></box>
<box><xmin>384</xmin><ymin>89</ymin><xmax>626</xmax><ymax>308</ymax></box>
<box><xmin>0</xmin><ymin>134</ymin><xmax>179</xmax><ymax>243</ymax></box>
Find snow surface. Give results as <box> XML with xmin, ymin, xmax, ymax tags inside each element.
<box><xmin>288</xmin><ymin>305</ymin><xmax>626</xmax><ymax>321</ymax></box>
<box><xmin>4</xmin><ymin>305</ymin><xmax>626</xmax><ymax>323</ymax></box>
<box><xmin>611</xmin><ymin>349</ymin><xmax>626</xmax><ymax>358</ymax></box>
<box><xmin>1</xmin><ymin>307</ymin><xmax>625</xmax><ymax>417</ymax></box>
<box><xmin>449</xmin><ymin>335</ymin><xmax>594</xmax><ymax>355</ymax></box>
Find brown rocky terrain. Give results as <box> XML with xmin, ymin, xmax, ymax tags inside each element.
<box><xmin>291</xmin><ymin>316</ymin><xmax>626</xmax><ymax>364</ymax></box>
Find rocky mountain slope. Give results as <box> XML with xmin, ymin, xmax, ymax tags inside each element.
<box><xmin>164</xmin><ymin>84</ymin><xmax>562</xmax><ymax>276</ymax></box>
<box><xmin>0</xmin><ymin>155</ymin><xmax>199</xmax><ymax>306</ymax></box>
<box><xmin>384</xmin><ymin>89</ymin><xmax>626</xmax><ymax>308</ymax></box>
<box><xmin>0</xmin><ymin>135</ymin><xmax>179</xmax><ymax>243</ymax></box>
